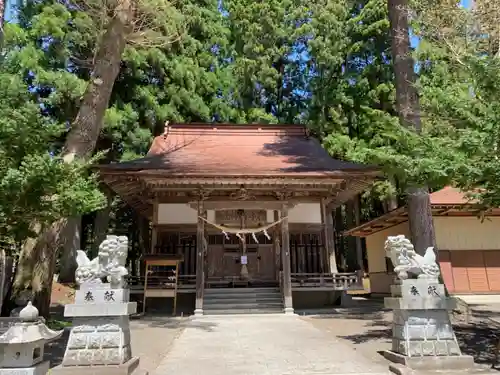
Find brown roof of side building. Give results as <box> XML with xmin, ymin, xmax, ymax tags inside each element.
<box><xmin>98</xmin><ymin>123</ymin><xmax>380</xmax><ymax>177</ymax></box>
<box><xmin>344</xmin><ymin>186</ymin><xmax>499</xmax><ymax>237</ymax></box>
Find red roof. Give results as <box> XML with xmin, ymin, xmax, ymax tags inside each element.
<box><xmin>344</xmin><ymin>186</ymin><xmax>483</xmax><ymax>237</ymax></box>
<box><xmin>430</xmin><ymin>186</ymin><xmax>475</xmax><ymax>205</ymax></box>
<box><xmin>100</xmin><ymin>123</ymin><xmax>380</xmax><ymax>177</ymax></box>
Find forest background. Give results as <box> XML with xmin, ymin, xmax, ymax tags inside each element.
<box><xmin>0</xmin><ymin>0</ymin><xmax>499</xmax><ymax>316</ymax></box>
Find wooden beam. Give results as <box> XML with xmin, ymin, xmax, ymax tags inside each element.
<box><xmin>189</xmin><ymin>200</ymin><xmax>299</xmax><ymax>211</ymax></box>
<box><xmin>281</xmin><ymin>202</ymin><xmax>294</xmax><ymax>314</ymax></box>
<box><xmin>142</xmin><ymin>177</ymin><xmax>349</xmax><ymax>187</ymax></box>
<box><xmin>155</xmin><ymin>195</ymin><xmax>326</xmax><ymax>205</ymax></box>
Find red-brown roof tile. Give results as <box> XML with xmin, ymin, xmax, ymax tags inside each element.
<box><xmin>429</xmin><ymin>186</ymin><xmax>475</xmax><ymax>205</ymax></box>
<box><xmin>100</xmin><ymin>123</ymin><xmax>380</xmax><ymax>177</ymax></box>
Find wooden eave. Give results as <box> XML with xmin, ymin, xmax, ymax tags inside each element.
<box><xmin>344</xmin><ymin>204</ymin><xmax>500</xmax><ymax>237</ymax></box>
<box><xmin>100</xmin><ymin>171</ymin><xmax>381</xmax><ymax>220</ymax></box>
<box><xmin>97</xmin><ymin>168</ymin><xmax>382</xmax><ymax>179</ymax></box>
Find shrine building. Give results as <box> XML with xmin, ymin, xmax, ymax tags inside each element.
<box><xmin>98</xmin><ymin>123</ymin><xmax>381</xmax><ymax>315</ymax></box>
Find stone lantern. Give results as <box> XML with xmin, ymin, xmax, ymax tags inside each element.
<box><xmin>0</xmin><ymin>301</ymin><xmax>63</xmax><ymax>374</ymax></box>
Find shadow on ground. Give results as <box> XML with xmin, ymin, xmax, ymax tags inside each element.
<box><xmin>454</xmin><ymin>322</ymin><xmax>499</xmax><ymax>367</ymax></box>
<box><xmin>131</xmin><ymin>315</ymin><xmax>218</xmax><ymax>332</ymax></box>
<box><xmin>315</xmin><ymin>300</ymin><xmax>500</xmax><ymax>368</ymax></box>
<box><xmin>44</xmin><ymin>329</ymin><xmax>69</xmax><ymax>368</ymax></box>
<box><xmin>305</xmin><ymin>305</ymin><xmax>390</xmax><ymax>321</ymax></box>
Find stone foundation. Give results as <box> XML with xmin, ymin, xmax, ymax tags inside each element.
<box><xmin>384</xmin><ymin>279</ymin><xmax>474</xmax><ymax>371</ymax></box>
<box><xmin>62</xmin><ymin>316</ymin><xmax>132</xmax><ymax>366</ymax></box>
<box><xmin>0</xmin><ymin>360</ymin><xmax>49</xmax><ymax>375</ymax></box>
<box><xmin>51</xmin><ymin>357</ymin><xmax>146</xmax><ymax>375</ymax></box>
<box><xmin>57</xmin><ymin>285</ymin><xmax>145</xmax><ymax>375</ymax></box>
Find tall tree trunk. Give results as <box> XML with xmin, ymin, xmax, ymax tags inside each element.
<box><xmin>57</xmin><ymin>217</ymin><xmax>82</xmax><ymax>284</ymax></box>
<box><xmin>10</xmin><ymin>0</ymin><xmax>133</xmax><ymax>315</ymax></box>
<box><xmin>0</xmin><ymin>0</ymin><xmax>5</xmax><ymax>49</ymax></box>
<box><xmin>388</xmin><ymin>0</ymin><xmax>436</xmax><ymax>255</ymax></box>
<box><xmin>90</xmin><ymin>192</ymin><xmax>113</xmax><ymax>257</ymax></box>
<box><xmin>386</xmin><ymin>176</ymin><xmax>399</xmax><ymax>212</ymax></box>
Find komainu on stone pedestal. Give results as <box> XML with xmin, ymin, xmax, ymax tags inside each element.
<box><xmin>51</xmin><ymin>235</ymin><xmax>147</xmax><ymax>375</ymax></box>
<box><xmin>383</xmin><ymin>235</ymin><xmax>474</xmax><ymax>372</ymax></box>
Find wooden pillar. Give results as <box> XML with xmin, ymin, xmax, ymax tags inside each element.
<box><xmin>281</xmin><ymin>203</ymin><xmax>294</xmax><ymax>314</ymax></box>
<box><xmin>273</xmin><ymin>210</ymin><xmax>281</xmax><ymax>280</ymax></box>
<box><xmin>326</xmin><ymin>202</ymin><xmax>338</xmax><ymax>273</ymax></box>
<box><xmin>353</xmin><ymin>195</ymin><xmax>364</xmax><ymax>271</ymax></box>
<box><xmin>195</xmin><ymin>200</ymin><xmax>205</xmax><ymax>316</ymax></box>
<box><xmin>151</xmin><ymin>200</ymin><xmax>159</xmax><ymax>254</ymax></box>
<box><xmin>319</xmin><ymin>198</ymin><xmax>329</xmax><ymax>273</ymax></box>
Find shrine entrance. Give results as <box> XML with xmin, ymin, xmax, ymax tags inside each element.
<box><xmin>205</xmin><ymin>208</ymin><xmax>279</xmax><ymax>288</ymax></box>
<box><xmin>99</xmin><ymin>123</ymin><xmax>381</xmax><ymax>314</ymax></box>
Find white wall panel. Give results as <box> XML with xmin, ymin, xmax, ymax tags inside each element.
<box><xmin>157</xmin><ymin>204</ymin><xmax>197</xmax><ymax>224</ymax></box>
<box><xmin>288</xmin><ymin>203</ymin><xmax>321</xmax><ymax>223</ymax></box>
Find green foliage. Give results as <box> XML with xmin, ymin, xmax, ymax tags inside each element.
<box><xmin>410</xmin><ymin>1</ymin><xmax>500</xmax><ymax>208</ymax></box>
<box><xmin>5</xmin><ymin>0</ymin><xmax>500</xmax><ymax>254</ymax></box>
<box><xmin>0</xmin><ymin>71</ymin><xmax>104</xmax><ymax>244</ymax></box>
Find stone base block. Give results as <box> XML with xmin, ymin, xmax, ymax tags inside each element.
<box><xmin>384</xmin><ymin>350</ymin><xmax>475</xmax><ymax>371</ymax></box>
<box><xmin>75</xmin><ymin>288</ymin><xmax>130</xmax><ymax>304</ymax></box>
<box><xmin>62</xmin><ymin>316</ymin><xmax>132</xmax><ymax>366</ymax></box>
<box><xmin>64</xmin><ymin>302</ymin><xmax>137</xmax><ymax>317</ymax></box>
<box><xmin>51</xmin><ymin>357</ymin><xmax>146</xmax><ymax>375</ymax></box>
<box><xmin>283</xmin><ymin>307</ymin><xmax>295</xmax><ymax>315</ymax></box>
<box><xmin>340</xmin><ymin>291</ymin><xmax>353</xmax><ymax>307</ymax></box>
<box><xmin>385</xmin><ymin>297</ymin><xmax>456</xmax><ymax>310</ymax></box>
<box><xmin>194</xmin><ymin>308</ymin><xmax>203</xmax><ymax>316</ymax></box>
<box><xmin>0</xmin><ymin>360</ymin><xmax>49</xmax><ymax>375</ymax></box>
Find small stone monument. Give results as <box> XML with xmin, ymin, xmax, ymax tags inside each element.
<box><xmin>51</xmin><ymin>235</ymin><xmax>146</xmax><ymax>375</ymax></box>
<box><xmin>383</xmin><ymin>235</ymin><xmax>474</xmax><ymax>372</ymax></box>
<box><xmin>0</xmin><ymin>301</ymin><xmax>63</xmax><ymax>375</ymax></box>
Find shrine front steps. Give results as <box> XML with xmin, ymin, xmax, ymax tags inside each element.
<box><xmin>203</xmin><ymin>287</ymin><xmax>284</xmax><ymax>315</ymax></box>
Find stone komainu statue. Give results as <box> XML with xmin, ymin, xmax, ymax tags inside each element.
<box><xmin>384</xmin><ymin>235</ymin><xmax>440</xmax><ymax>281</ymax></box>
<box><xmin>75</xmin><ymin>235</ymin><xmax>128</xmax><ymax>288</ymax></box>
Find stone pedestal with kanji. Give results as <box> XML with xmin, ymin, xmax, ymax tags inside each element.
<box><xmin>51</xmin><ymin>284</ymin><xmax>145</xmax><ymax>375</ymax></box>
<box><xmin>383</xmin><ymin>278</ymin><xmax>474</xmax><ymax>372</ymax></box>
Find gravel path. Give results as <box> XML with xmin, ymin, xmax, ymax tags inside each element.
<box><xmin>152</xmin><ymin>314</ymin><xmax>391</xmax><ymax>375</ymax></box>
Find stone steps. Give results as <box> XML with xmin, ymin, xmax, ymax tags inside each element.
<box><xmin>203</xmin><ymin>287</ymin><xmax>283</xmax><ymax>315</ymax></box>
<box><xmin>203</xmin><ymin>308</ymin><xmax>285</xmax><ymax>315</ymax></box>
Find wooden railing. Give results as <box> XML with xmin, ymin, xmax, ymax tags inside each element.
<box><xmin>127</xmin><ymin>274</ymin><xmax>196</xmax><ymax>293</ymax></box>
<box><xmin>128</xmin><ymin>271</ymin><xmax>363</xmax><ymax>293</ymax></box>
<box><xmin>291</xmin><ymin>272</ymin><xmax>362</xmax><ymax>291</ymax></box>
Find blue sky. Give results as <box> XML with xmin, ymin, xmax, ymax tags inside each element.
<box><xmin>410</xmin><ymin>0</ymin><xmax>470</xmax><ymax>47</ymax></box>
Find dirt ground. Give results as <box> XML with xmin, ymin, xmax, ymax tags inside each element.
<box><xmin>303</xmin><ymin>297</ymin><xmax>500</xmax><ymax>372</ymax></box>
<box><xmin>50</xmin><ymin>282</ymin><xmax>76</xmax><ymax>305</ymax></box>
